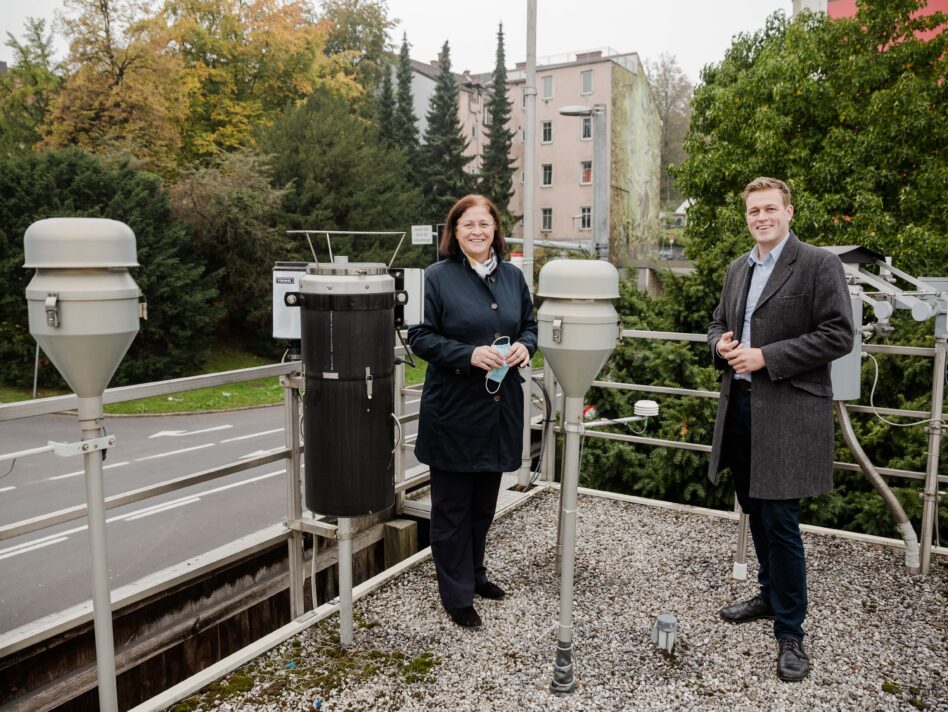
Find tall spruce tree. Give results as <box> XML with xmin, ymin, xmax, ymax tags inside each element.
<box><xmin>392</xmin><ymin>34</ymin><xmax>420</xmax><ymax>173</ymax></box>
<box><xmin>479</xmin><ymin>23</ymin><xmax>516</xmax><ymax>225</ymax></box>
<box><xmin>421</xmin><ymin>41</ymin><xmax>472</xmax><ymax>221</ymax></box>
<box><xmin>377</xmin><ymin>64</ymin><xmax>396</xmax><ymax>148</ymax></box>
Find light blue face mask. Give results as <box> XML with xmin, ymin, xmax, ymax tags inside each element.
<box><xmin>485</xmin><ymin>336</ymin><xmax>511</xmax><ymax>394</ymax></box>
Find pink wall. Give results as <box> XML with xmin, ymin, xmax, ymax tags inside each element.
<box><xmin>829</xmin><ymin>0</ymin><xmax>948</xmax><ymax>41</ymax></box>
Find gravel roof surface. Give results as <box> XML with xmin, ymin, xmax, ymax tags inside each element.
<box><xmin>172</xmin><ymin>488</ymin><xmax>947</xmax><ymax>712</ymax></box>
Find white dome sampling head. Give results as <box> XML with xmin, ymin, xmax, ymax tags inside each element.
<box><xmin>537</xmin><ymin>259</ymin><xmax>620</xmax><ymax>398</ymax></box>
<box><xmin>24</xmin><ymin>218</ymin><xmax>142</xmax><ymax>413</ymax></box>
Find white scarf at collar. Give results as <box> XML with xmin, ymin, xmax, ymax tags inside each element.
<box><xmin>463</xmin><ymin>248</ymin><xmax>498</xmax><ymax>279</ymax></box>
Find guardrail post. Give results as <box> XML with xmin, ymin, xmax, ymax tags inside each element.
<box><xmin>732</xmin><ymin>497</ymin><xmax>749</xmax><ymax>580</ymax></box>
<box><xmin>919</xmin><ymin>337</ymin><xmax>945</xmax><ymax>575</ymax></box>
<box><xmin>282</xmin><ymin>372</ymin><xmax>305</xmax><ymax>618</ymax></box>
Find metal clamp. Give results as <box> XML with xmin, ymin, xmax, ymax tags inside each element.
<box><xmin>51</xmin><ymin>435</ymin><xmax>116</xmax><ymax>457</ymax></box>
<box><xmin>45</xmin><ymin>293</ymin><xmax>59</xmax><ymax>328</ymax></box>
<box><xmin>552</xmin><ymin>318</ymin><xmax>563</xmax><ymax>344</ymax></box>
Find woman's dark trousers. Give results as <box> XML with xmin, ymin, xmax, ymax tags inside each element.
<box><xmin>429</xmin><ymin>469</ymin><xmax>502</xmax><ymax>609</ymax></box>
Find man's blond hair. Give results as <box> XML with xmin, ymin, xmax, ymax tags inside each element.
<box><xmin>742</xmin><ymin>177</ymin><xmax>792</xmax><ymax>207</ymax></box>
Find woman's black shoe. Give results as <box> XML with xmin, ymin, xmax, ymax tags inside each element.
<box><xmin>474</xmin><ymin>581</ymin><xmax>506</xmax><ymax>599</ymax></box>
<box><xmin>445</xmin><ymin>605</ymin><xmax>482</xmax><ymax>628</ymax></box>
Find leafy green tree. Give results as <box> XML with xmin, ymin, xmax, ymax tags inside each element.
<box><xmin>479</xmin><ymin>23</ymin><xmax>516</xmax><ymax>226</ymax></box>
<box><xmin>169</xmin><ymin>149</ymin><xmax>288</xmax><ymax>349</ymax></box>
<box><xmin>392</xmin><ymin>33</ymin><xmax>420</xmax><ymax>175</ymax></box>
<box><xmin>0</xmin><ymin>18</ymin><xmax>62</xmax><ymax>155</ymax></box>
<box><xmin>0</xmin><ymin>148</ymin><xmax>218</xmax><ymax>388</ymax></box>
<box><xmin>376</xmin><ymin>64</ymin><xmax>396</xmax><ymax>147</ymax></box>
<box><xmin>420</xmin><ymin>41</ymin><xmax>472</xmax><ymax>222</ymax></box>
<box><xmin>320</xmin><ymin>0</ymin><xmax>396</xmax><ymax>93</ymax></box>
<box><xmin>587</xmin><ymin>0</ymin><xmax>947</xmax><ymax>538</ymax></box>
<box><xmin>260</xmin><ymin>86</ymin><xmax>423</xmax><ymax>266</ymax></box>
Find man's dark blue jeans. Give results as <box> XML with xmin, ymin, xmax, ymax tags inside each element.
<box><xmin>724</xmin><ymin>382</ymin><xmax>807</xmax><ymax>640</ymax></box>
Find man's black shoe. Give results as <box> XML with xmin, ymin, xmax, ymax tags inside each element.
<box><xmin>445</xmin><ymin>605</ymin><xmax>482</xmax><ymax>629</ymax></box>
<box><xmin>474</xmin><ymin>581</ymin><xmax>506</xmax><ymax>599</ymax></box>
<box><xmin>719</xmin><ymin>595</ymin><xmax>774</xmax><ymax>623</ymax></box>
<box><xmin>777</xmin><ymin>637</ymin><xmax>809</xmax><ymax>681</ymax></box>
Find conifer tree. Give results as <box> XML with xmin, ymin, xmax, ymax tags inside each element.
<box><xmin>377</xmin><ymin>65</ymin><xmax>396</xmax><ymax>148</ymax></box>
<box><xmin>392</xmin><ymin>34</ymin><xmax>420</xmax><ymax>172</ymax></box>
<box><xmin>479</xmin><ymin>23</ymin><xmax>516</xmax><ymax>225</ymax></box>
<box><xmin>421</xmin><ymin>41</ymin><xmax>472</xmax><ymax>221</ymax></box>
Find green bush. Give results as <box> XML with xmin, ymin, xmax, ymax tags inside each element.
<box><xmin>0</xmin><ymin>147</ymin><xmax>219</xmax><ymax>388</ymax></box>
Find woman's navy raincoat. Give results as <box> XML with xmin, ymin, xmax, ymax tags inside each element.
<box><xmin>407</xmin><ymin>256</ymin><xmax>538</xmax><ymax>473</ymax></box>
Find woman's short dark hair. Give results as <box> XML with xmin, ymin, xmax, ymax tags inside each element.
<box><xmin>438</xmin><ymin>194</ymin><xmax>508</xmax><ymax>259</ymax></box>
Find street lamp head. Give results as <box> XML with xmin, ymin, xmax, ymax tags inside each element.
<box><xmin>558</xmin><ymin>105</ymin><xmax>593</xmax><ymax>117</ymax></box>
<box><xmin>558</xmin><ymin>103</ymin><xmax>606</xmax><ymax>117</ymax></box>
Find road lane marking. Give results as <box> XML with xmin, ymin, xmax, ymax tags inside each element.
<box><xmin>239</xmin><ymin>447</ymin><xmax>285</xmax><ymax>460</ymax></box>
<box><xmin>134</xmin><ymin>443</ymin><xmax>215</xmax><ymax>462</ymax></box>
<box><xmin>48</xmin><ymin>461</ymin><xmax>130</xmax><ymax>481</ymax></box>
<box><xmin>3</xmin><ymin>468</ymin><xmax>286</xmax><ymax>558</ymax></box>
<box><xmin>0</xmin><ymin>536</ymin><xmax>69</xmax><ymax>560</ymax></box>
<box><xmin>0</xmin><ymin>486</ymin><xmax>15</xmax><ymax>493</ymax></box>
<box><xmin>148</xmin><ymin>425</ymin><xmax>234</xmax><ymax>439</ymax></box>
<box><xmin>121</xmin><ymin>497</ymin><xmax>201</xmax><ymax>521</ymax></box>
<box><xmin>220</xmin><ymin>428</ymin><xmax>284</xmax><ymax>444</ymax></box>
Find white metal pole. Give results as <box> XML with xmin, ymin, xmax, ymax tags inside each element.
<box><xmin>733</xmin><ymin>500</ymin><xmax>749</xmax><ymax>580</ymax></box>
<box><xmin>283</xmin><ymin>375</ymin><xmax>305</xmax><ymax>618</ymax></box>
<box><xmin>78</xmin><ymin>396</ymin><xmax>119</xmax><ymax>712</ymax></box>
<box><xmin>338</xmin><ymin>517</ymin><xmax>354</xmax><ymax>645</ymax></box>
<box><xmin>551</xmin><ymin>394</ymin><xmax>583</xmax><ymax>694</ymax></box>
<box><xmin>32</xmin><ymin>342</ymin><xmax>40</xmax><ymax>399</ymax></box>
<box><xmin>592</xmin><ymin>105</ymin><xmax>609</xmax><ymax>262</ymax></box>
<box><xmin>919</xmin><ymin>337</ymin><xmax>945</xmax><ymax>575</ymax></box>
<box><xmin>518</xmin><ymin>0</ymin><xmax>538</xmax><ymax>489</ymax></box>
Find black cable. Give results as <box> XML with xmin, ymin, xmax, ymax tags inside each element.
<box><xmin>395</xmin><ymin>328</ymin><xmax>417</xmax><ymax>368</ymax></box>
<box><xmin>0</xmin><ymin>458</ymin><xmax>14</xmax><ymax>480</ymax></box>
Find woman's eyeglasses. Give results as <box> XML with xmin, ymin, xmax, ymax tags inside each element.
<box><xmin>458</xmin><ymin>221</ymin><xmax>495</xmax><ymax>233</ymax></box>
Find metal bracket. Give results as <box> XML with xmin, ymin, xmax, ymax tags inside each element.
<box><xmin>284</xmin><ymin>517</ymin><xmax>337</xmax><ymax>540</ymax></box>
<box><xmin>51</xmin><ymin>436</ymin><xmax>116</xmax><ymax>457</ymax></box>
<box><xmin>45</xmin><ymin>293</ymin><xmax>59</xmax><ymax>328</ymax></box>
<box><xmin>280</xmin><ymin>373</ymin><xmax>303</xmax><ymax>390</ymax></box>
<box><xmin>552</xmin><ymin>318</ymin><xmax>563</xmax><ymax>343</ymax></box>
<box><xmin>564</xmin><ymin>422</ymin><xmax>583</xmax><ymax>434</ymax></box>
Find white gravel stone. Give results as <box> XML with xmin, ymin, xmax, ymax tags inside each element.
<box><xmin>170</xmin><ymin>489</ymin><xmax>948</xmax><ymax>712</ymax></box>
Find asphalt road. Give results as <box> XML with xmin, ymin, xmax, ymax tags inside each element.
<box><xmin>0</xmin><ymin>405</ymin><xmax>333</xmax><ymax>634</ymax></box>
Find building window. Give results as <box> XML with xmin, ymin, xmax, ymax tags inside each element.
<box><xmin>541</xmin><ymin>75</ymin><xmax>553</xmax><ymax>100</ymax></box>
<box><xmin>580</xmin><ymin>161</ymin><xmax>592</xmax><ymax>184</ymax></box>
<box><xmin>541</xmin><ymin>164</ymin><xmax>553</xmax><ymax>187</ymax></box>
<box><xmin>581</xmin><ymin>116</ymin><xmax>592</xmax><ymax>140</ymax></box>
<box><xmin>483</xmin><ymin>107</ymin><xmax>491</xmax><ymax>126</ymax></box>
<box><xmin>541</xmin><ymin>120</ymin><xmax>553</xmax><ymax>143</ymax></box>
<box><xmin>541</xmin><ymin>208</ymin><xmax>553</xmax><ymax>232</ymax></box>
<box><xmin>472</xmin><ymin>125</ymin><xmax>477</xmax><ymax>137</ymax></box>
<box><xmin>580</xmin><ymin>206</ymin><xmax>592</xmax><ymax>230</ymax></box>
<box><xmin>580</xmin><ymin>70</ymin><xmax>593</xmax><ymax>95</ymax></box>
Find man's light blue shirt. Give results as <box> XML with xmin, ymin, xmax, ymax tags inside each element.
<box><xmin>735</xmin><ymin>233</ymin><xmax>789</xmax><ymax>382</ymax></box>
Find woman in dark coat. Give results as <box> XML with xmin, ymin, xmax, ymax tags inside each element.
<box><xmin>407</xmin><ymin>194</ymin><xmax>537</xmax><ymax>629</ymax></box>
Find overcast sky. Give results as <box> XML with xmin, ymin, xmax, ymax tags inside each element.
<box><xmin>2</xmin><ymin>1</ymin><xmax>794</xmax><ymax>83</ymax></box>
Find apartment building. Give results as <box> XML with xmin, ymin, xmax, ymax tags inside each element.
<box><xmin>408</xmin><ymin>48</ymin><xmax>661</xmax><ymax>264</ymax></box>
<box><xmin>503</xmin><ymin>49</ymin><xmax>661</xmax><ymax>264</ymax></box>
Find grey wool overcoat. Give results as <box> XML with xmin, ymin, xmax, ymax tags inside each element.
<box><xmin>707</xmin><ymin>232</ymin><xmax>855</xmax><ymax>500</ymax></box>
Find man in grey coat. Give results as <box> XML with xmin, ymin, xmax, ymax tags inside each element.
<box><xmin>707</xmin><ymin>177</ymin><xmax>854</xmax><ymax>682</ymax></box>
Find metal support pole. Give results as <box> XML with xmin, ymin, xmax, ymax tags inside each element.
<box><xmin>78</xmin><ymin>396</ymin><xmax>118</xmax><ymax>712</ymax></box>
<box><xmin>733</xmin><ymin>497</ymin><xmax>749</xmax><ymax>581</ymax></box>
<box><xmin>551</xmin><ymin>395</ymin><xmax>583</xmax><ymax>695</ymax></box>
<box><xmin>394</xmin><ymin>357</ymin><xmax>406</xmax><ymax>511</ymax></box>
<box><xmin>542</xmin><ymin>362</ymin><xmax>557</xmax><ymax>482</ymax></box>
<box><xmin>338</xmin><ymin>517</ymin><xmax>354</xmax><ymax>646</ymax></box>
<box><xmin>518</xmin><ymin>0</ymin><xmax>538</xmax><ymax>489</ymax></box>
<box><xmin>32</xmin><ymin>342</ymin><xmax>40</xmax><ymax>399</ymax></box>
<box><xmin>282</xmin><ymin>374</ymin><xmax>305</xmax><ymax>618</ymax></box>
<box><xmin>592</xmin><ymin>105</ymin><xmax>609</xmax><ymax>262</ymax></box>
<box><xmin>919</xmin><ymin>337</ymin><xmax>946</xmax><ymax>575</ymax></box>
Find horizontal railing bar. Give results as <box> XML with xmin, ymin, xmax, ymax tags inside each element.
<box><xmin>621</xmin><ymin>329</ymin><xmax>708</xmax><ymax>343</ymax></box>
<box><xmin>0</xmin><ymin>450</ymin><xmax>291</xmax><ymax>542</ymax></box>
<box><xmin>845</xmin><ymin>404</ymin><xmax>935</xmax><ymax>419</ymax></box>
<box><xmin>863</xmin><ymin>343</ymin><xmax>935</xmax><ymax>357</ymax></box>
<box><xmin>0</xmin><ymin>363</ymin><xmax>299</xmax><ymax>421</ymax></box>
<box><xmin>591</xmin><ymin>380</ymin><xmax>720</xmax><ymax>399</ymax></box>
<box><xmin>531</xmin><ymin>424</ymin><xmax>940</xmax><ymax>482</ymax></box>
